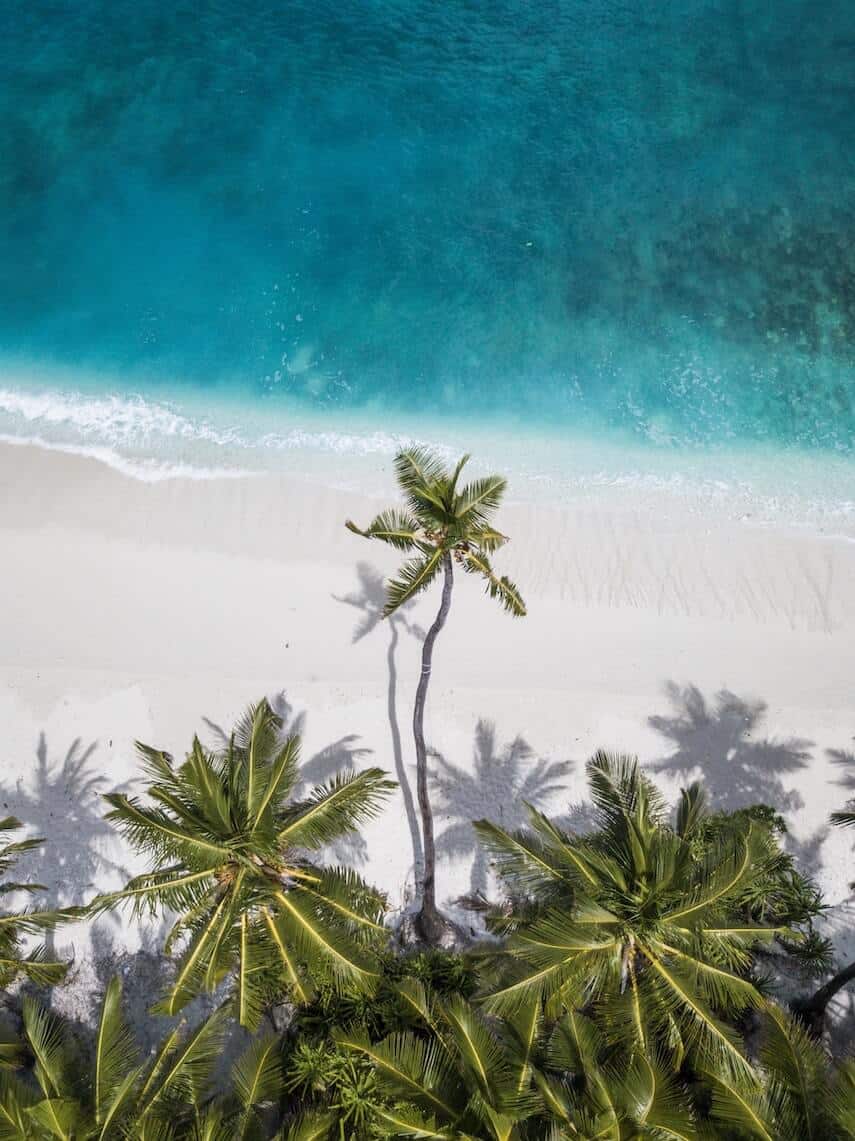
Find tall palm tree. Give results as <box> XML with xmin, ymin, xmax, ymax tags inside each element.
<box><xmin>346</xmin><ymin>447</ymin><xmax>526</xmax><ymax>944</ymax></box>
<box><xmin>475</xmin><ymin>753</ymin><xmax>781</xmax><ymax>1080</ymax></box>
<box><xmin>93</xmin><ymin>699</ymin><xmax>394</xmax><ymax>1027</ymax></box>
<box><xmin>0</xmin><ymin>976</ymin><xmax>284</xmax><ymax>1139</ymax></box>
<box><xmin>0</xmin><ymin>817</ymin><xmax>68</xmax><ymax>989</ymax></box>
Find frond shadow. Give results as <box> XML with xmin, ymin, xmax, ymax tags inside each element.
<box><xmin>432</xmin><ymin>719</ymin><xmax>571</xmax><ymax>899</ymax></box>
<box><xmin>647</xmin><ymin>682</ymin><xmax>812</xmax><ymax>816</ymax></box>
<box><xmin>830</xmin><ymin>741</ymin><xmax>855</xmax><ymax>790</ymax></box>
<box><xmin>0</xmin><ymin>734</ymin><xmax>129</xmax><ymax>938</ymax></box>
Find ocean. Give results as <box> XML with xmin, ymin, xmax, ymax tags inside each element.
<box><xmin>1</xmin><ymin>0</ymin><xmax>853</xmax><ymax>520</ymax></box>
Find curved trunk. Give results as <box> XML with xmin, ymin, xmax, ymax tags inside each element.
<box><xmin>413</xmin><ymin>554</ymin><xmax>454</xmax><ymax>943</ymax></box>
<box><xmin>795</xmin><ymin>959</ymin><xmax>855</xmax><ymax>1037</ymax></box>
<box><xmin>388</xmin><ymin>618</ymin><xmax>424</xmax><ymax>883</ymax></box>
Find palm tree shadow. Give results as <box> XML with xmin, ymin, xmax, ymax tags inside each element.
<box><xmin>830</xmin><ymin>741</ymin><xmax>855</xmax><ymax>792</ymax></box>
<box><xmin>647</xmin><ymin>682</ymin><xmax>813</xmax><ymax>816</ymax></box>
<box><xmin>334</xmin><ymin>561</ymin><xmax>426</xmax><ymax>886</ymax></box>
<box><xmin>0</xmin><ymin>734</ymin><xmax>129</xmax><ymax>951</ymax></box>
<box><xmin>431</xmin><ymin>719</ymin><xmax>571</xmax><ymax>901</ymax></box>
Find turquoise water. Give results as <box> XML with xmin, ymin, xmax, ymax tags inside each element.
<box><xmin>0</xmin><ymin>0</ymin><xmax>853</xmax><ymax>489</ymax></box>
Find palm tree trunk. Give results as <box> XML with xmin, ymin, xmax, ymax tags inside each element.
<box><xmin>795</xmin><ymin>959</ymin><xmax>855</xmax><ymax>1036</ymax></box>
<box><xmin>388</xmin><ymin>618</ymin><xmax>424</xmax><ymax>884</ymax></box>
<box><xmin>413</xmin><ymin>553</ymin><xmax>453</xmax><ymax>943</ymax></box>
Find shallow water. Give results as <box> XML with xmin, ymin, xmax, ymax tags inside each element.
<box><xmin>1</xmin><ymin>0</ymin><xmax>853</xmax><ymax>490</ymax></box>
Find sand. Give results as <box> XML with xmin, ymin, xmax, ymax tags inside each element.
<box><xmin>2</xmin><ymin>440</ymin><xmax>854</xmax><ymax>1014</ymax></box>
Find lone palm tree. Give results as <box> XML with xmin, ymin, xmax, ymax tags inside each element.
<box><xmin>94</xmin><ymin>699</ymin><xmax>394</xmax><ymax>1027</ymax></box>
<box><xmin>347</xmin><ymin>447</ymin><xmax>525</xmax><ymax>944</ymax></box>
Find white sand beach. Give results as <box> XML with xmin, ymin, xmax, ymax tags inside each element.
<box><xmin>2</xmin><ymin>441</ymin><xmax>854</xmax><ymax>984</ymax></box>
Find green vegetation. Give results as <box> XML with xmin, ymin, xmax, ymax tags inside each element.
<box><xmin>0</xmin><ymin>449</ymin><xmax>852</xmax><ymax>1136</ymax></box>
<box><xmin>0</xmin><ymin>817</ymin><xmax>69</xmax><ymax>990</ymax></box>
<box><xmin>347</xmin><ymin>446</ymin><xmax>525</xmax><ymax>944</ymax></box>
<box><xmin>92</xmin><ymin>699</ymin><xmax>394</xmax><ymax>1027</ymax></box>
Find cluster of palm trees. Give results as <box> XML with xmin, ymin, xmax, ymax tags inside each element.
<box><xmin>0</xmin><ymin>447</ymin><xmax>853</xmax><ymax>1138</ymax></box>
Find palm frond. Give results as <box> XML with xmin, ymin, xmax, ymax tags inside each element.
<box><xmin>459</xmin><ymin>548</ymin><xmax>526</xmax><ymax>616</ymax></box>
<box><xmin>279</xmin><ymin>768</ymin><xmax>395</xmax><ymax>850</ymax></box>
<box><xmin>454</xmin><ymin>475</ymin><xmax>507</xmax><ymax>527</ymax></box>
<box><xmin>345</xmin><ymin>509</ymin><xmax>422</xmax><ymax>551</ymax></box>
<box><xmin>383</xmin><ymin>549</ymin><xmax>444</xmax><ymax>615</ymax></box>
<box><xmin>21</xmin><ymin>999</ymin><xmax>70</xmax><ymax>1100</ymax></box>
<box><xmin>704</xmin><ymin>1070</ymin><xmax>774</xmax><ymax>1140</ymax></box>
<box><xmin>335</xmin><ymin>1028</ymin><xmax>464</xmax><ymax>1123</ymax></box>
<box><xmin>93</xmin><ymin>977</ymin><xmax>139</xmax><ymax>1125</ymax></box>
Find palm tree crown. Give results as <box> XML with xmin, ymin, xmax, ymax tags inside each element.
<box><xmin>95</xmin><ymin>699</ymin><xmax>394</xmax><ymax>1027</ymax></box>
<box><xmin>346</xmin><ymin>446</ymin><xmax>525</xmax><ymax>618</ymax></box>
<box><xmin>476</xmin><ymin>753</ymin><xmax>781</xmax><ymax>1079</ymax></box>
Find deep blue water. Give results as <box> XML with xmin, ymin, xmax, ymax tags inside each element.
<box><xmin>1</xmin><ymin>0</ymin><xmax>854</xmax><ymax>453</ymax></box>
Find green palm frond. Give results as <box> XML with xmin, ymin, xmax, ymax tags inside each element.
<box><xmin>0</xmin><ymin>820</ymin><xmax>69</xmax><ymax>989</ymax></box>
<box><xmin>279</xmin><ymin>768</ymin><xmax>395</xmax><ymax>850</ymax></box>
<box><xmin>96</xmin><ymin>699</ymin><xmax>392</xmax><ymax>1026</ymax></box>
<box><xmin>675</xmin><ymin>782</ymin><xmax>708</xmax><ymax>838</ymax></box>
<box><xmin>454</xmin><ymin>475</ymin><xmax>507</xmax><ymax>527</ymax></box>
<box><xmin>21</xmin><ymin>999</ymin><xmax>71</xmax><ymax>1100</ymax></box>
<box><xmin>394</xmin><ymin>446</ymin><xmax>448</xmax><ymax>491</ymax></box>
<box><xmin>335</xmin><ymin>1028</ymin><xmax>464</xmax><ymax>1123</ymax></box>
<box><xmin>383</xmin><ymin>549</ymin><xmax>445</xmax><ymax>615</ymax></box>
<box><xmin>93</xmin><ymin>977</ymin><xmax>141</xmax><ymax>1127</ymax></box>
<box><xmin>704</xmin><ymin>1070</ymin><xmax>774</xmax><ymax>1140</ymax></box>
<box><xmin>829</xmin><ymin>1061</ymin><xmax>855</xmax><ymax>1138</ymax></box>
<box><xmin>228</xmin><ymin>1033</ymin><xmax>283</xmax><ymax>1140</ymax></box>
<box><xmin>137</xmin><ymin>1009</ymin><xmax>227</xmax><ymax>1121</ymax></box>
<box><xmin>345</xmin><ymin>509</ymin><xmax>422</xmax><ymax>550</ymax></box>
<box><xmin>282</xmin><ymin>1111</ymin><xmax>337</xmax><ymax>1140</ymax></box>
<box><xmin>472</xmin><ymin>818</ymin><xmax>574</xmax><ymax>898</ymax></box>
<box><xmin>467</xmin><ymin>526</ymin><xmax>508</xmax><ymax>553</ymax></box>
<box><xmin>458</xmin><ymin>549</ymin><xmax>526</xmax><ymax>616</ymax></box>
<box><xmin>757</xmin><ymin>1005</ymin><xmax>847</xmax><ymax>1141</ymax></box>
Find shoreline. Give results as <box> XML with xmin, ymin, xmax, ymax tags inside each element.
<box><xmin>2</xmin><ymin>374</ymin><xmax>855</xmax><ymax>537</ymax></box>
<box><xmin>1</xmin><ymin>439</ymin><xmax>854</xmax><ymax>964</ymax></box>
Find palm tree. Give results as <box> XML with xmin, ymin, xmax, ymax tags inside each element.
<box><xmin>93</xmin><ymin>699</ymin><xmax>394</xmax><ymax>1027</ymax></box>
<box><xmin>475</xmin><ymin>753</ymin><xmax>782</xmax><ymax>1080</ymax></box>
<box><xmin>0</xmin><ymin>976</ymin><xmax>285</xmax><ymax>1139</ymax></box>
<box><xmin>346</xmin><ymin>447</ymin><xmax>526</xmax><ymax>944</ymax></box>
<box><xmin>0</xmin><ymin>816</ymin><xmax>68</xmax><ymax>990</ymax></box>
